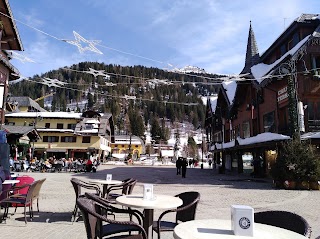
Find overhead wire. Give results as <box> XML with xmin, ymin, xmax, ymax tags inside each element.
<box><xmin>3</xmin><ymin>10</ymin><xmax>319</xmax><ymax>108</ymax></box>
<box><xmin>17</xmin><ymin>77</ymin><xmax>201</xmax><ymax>106</ymax></box>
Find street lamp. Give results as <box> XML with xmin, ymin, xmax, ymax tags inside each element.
<box><xmin>201</xmin><ymin>129</ymin><xmax>204</xmax><ymax>169</ymax></box>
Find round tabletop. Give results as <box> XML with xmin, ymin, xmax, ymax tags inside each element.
<box><xmin>90</xmin><ymin>179</ymin><xmax>122</xmax><ymax>185</ymax></box>
<box><xmin>173</xmin><ymin>219</ymin><xmax>307</xmax><ymax>239</ymax></box>
<box><xmin>116</xmin><ymin>194</ymin><xmax>183</xmax><ymax>210</ymax></box>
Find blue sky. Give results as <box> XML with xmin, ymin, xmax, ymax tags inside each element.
<box><xmin>8</xmin><ymin>0</ymin><xmax>320</xmax><ymax>77</ymax></box>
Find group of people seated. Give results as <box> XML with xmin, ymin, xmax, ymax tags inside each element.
<box><xmin>9</xmin><ymin>155</ymin><xmax>100</xmax><ymax>173</ymax></box>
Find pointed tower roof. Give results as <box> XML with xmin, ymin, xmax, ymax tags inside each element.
<box><xmin>240</xmin><ymin>21</ymin><xmax>260</xmax><ymax>75</ymax></box>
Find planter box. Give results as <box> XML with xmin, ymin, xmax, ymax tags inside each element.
<box><xmin>273</xmin><ymin>180</ymin><xmax>284</xmax><ymax>189</ymax></box>
<box><xmin>284</xmin><ymin>180</ymin><xmax>296</xmax><ymax>190</ymax></box>
<box><xmin>309</xmin><ymin>181</ymin><xmax>320</xmax><ymax>190</ymax></box>
<box><xmin>296</xmin><ymin>181</ymin><xmax>309</xmax><ymax>190</ymax></box>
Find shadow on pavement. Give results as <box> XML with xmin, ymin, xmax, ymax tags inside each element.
<box><xmin>72</xmin><ymin>165</ymin><xmax>274</xmax><ymax>190</ymax></box>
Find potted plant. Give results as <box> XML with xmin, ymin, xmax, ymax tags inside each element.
<box><xmin>309</xmin><ymin>175</ymin><xmax>320</xmax><ymax>190</ymax></box>
<box><xmin>271</xmin><ymin>137</ymin><xmax>320</xmax><ymax>190</ymax></box>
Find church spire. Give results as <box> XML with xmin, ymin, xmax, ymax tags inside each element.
<box><xmin>240</xmin><ymin>21</ymin><xmax>260</xmax><ymax>75</ymax></box>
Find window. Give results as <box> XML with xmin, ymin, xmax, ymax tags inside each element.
<box><xmin>43</xmin><ymin>136</ymin><xmax>59</xmax><ymax>142</ymax></box>
<box><xmin>280</xmin><ymin>44</ymin><xmax>286</xmax><ymax>57</ymax></box>
<box><xmin>308</xmin><ymin>101</ymin><xmax>320</xmax><ymax>120</ymax></box>
<box><xmin>61</xmin><ymin>136</ymin><xmax>76</xmax><ymax>142</ymax></box>
<box><xmin>45</xmin><ymin>123</ymin><xmax>50</xmax><ymax>128</ymax></box>
<box><xmin>57</xmin><ymin>123</ymin><xmax>63</xmax><ymax>129</ymax></box>
<box><xmin>82</xmin><ymin>136</ymin><xmax>91</xmax><ymax>143</ymax></box>
<box><xmin>67</xmin><ymin>124</ymin><xmax>76</xmax><ymax>130</ymax></box>
<box><xmin>287</xmin><ymin>33</ymin><xmax>299</xmax><ymax>51</ymax></box>
<box><xmin>85</xmin><ymin>124</ymin><xmax>93</xmax><ymax>130</ymax></box>
<box><xmin>312</xmin><ymin>55</ymin><xmax>320</xmax><ymax>75</ymax></box>
<box><xmin>263</xmin><ymin>111</ymin><xmax>275</xmax><ymax>132</ymax></box>
<box><xmin>242</xmin><ymin>121</ymin><xmax>250</xmax><ymax>138</ymax></box>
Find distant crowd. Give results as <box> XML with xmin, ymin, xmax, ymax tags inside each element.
<box><xmin>9</xmin><ymin>155</ymin><xmax>100</xmax><ymax>173</ymax></box>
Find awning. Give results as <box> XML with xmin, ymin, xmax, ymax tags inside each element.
<box><xmin>211</xmin><ymin>132</ymin><xmax>290</xmax><ymax>152</ymax></box>
<box><xmin>46</xmin><ymin>149</ymin><xmax>67</xmax><ymax>153</ymax></box>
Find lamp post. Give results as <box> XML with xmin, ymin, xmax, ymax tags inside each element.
<box><xmin>201</xmin><ymin>129</ymin><xmax>204</xmax><ymax>169</ymax></box>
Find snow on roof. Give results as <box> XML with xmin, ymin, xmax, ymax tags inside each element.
<box><xmin>85</xmin><ymin>119</ymin><xmax>100</xmax><ymax>124</ymax></box>
<box><xmin>201</xmin><ymin>96</ymin><xmax>207</xmax><ymax>105</ymax></box>
<box><xmin>209</xmin><ymin>96</ymin><xmax>218</xmax><ymax>113</ymax></box>
<box><xmin>222</xmin><ymin>80</ymin><xmax>237</xmax><ymax>104</ymax></box>
<box><xmin>6</xmin><ymin>111</ymin><xmax>82</xmax><ymax>119</ymax></box>
<box><xmin>79</xmin><ymin>129</ymin><xmax>99</xmax><ymax>133</ymax></box>
<box><xmin>237</xmin><ymin>132</ymin><xmax>290</xmax><ymax>145</ymax></box>
<box><xmin>251</xmin><ymin>35</ymin><xmax>311</xmax><ymax>83</ymax></box>
<box><xmin>301</xmin><ymin>132</ymin><xmax>320</xmax><ymax>139</ymax></box>
<box><xmin>213</xmin><ymin>140</ymin><xmax>236</xmax><ymax>150</ymax></box>
<box><xmin>211</xmin><ymin>132</ymin><xmax>290</xmax><ymax>150</ymax></box>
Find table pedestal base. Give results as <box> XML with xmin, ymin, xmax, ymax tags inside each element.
<box><xmin>143</xmin><ymin>209</ymin><xmax>154</xmax><ymax>239</ymax></box>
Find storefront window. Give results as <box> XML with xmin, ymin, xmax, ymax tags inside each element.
<box><xmin>263</xmin><ymin>111</ymin><xmax>275</xmax><ymax>132</ymax></box>
<box><xmin>242</xmin><ymin>153</ymin><xmax>253</xmax><ymax>174</ymax></box>
<box><xmin>242</xmin><ymin>121</ymin><xmax>250</xmax><ymax>138</ymax></box>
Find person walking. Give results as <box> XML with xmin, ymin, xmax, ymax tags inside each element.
<box><xmin>176</xmin><ymin>157</ymin><xmax>182</xmax><ymax>175</ymax></box>
<box><xmin>181</xmin><ymin>158</ymin><xmax>188</xmax><ymax>178</ymax></box>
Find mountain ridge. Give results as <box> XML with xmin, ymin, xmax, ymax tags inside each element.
<box><xmin>9</xmin><ymin>61</ymin><xmax>222</xmax><ymax>135</ymax></box>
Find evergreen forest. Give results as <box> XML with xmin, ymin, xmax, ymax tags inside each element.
<box><xmin>9</xmin><ymin>62</ymin><xmax>222</xmax><ymax>139</ymax></box>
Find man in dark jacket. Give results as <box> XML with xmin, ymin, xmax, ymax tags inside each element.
<box><xmin>181</xmin><ymin>158</ymin><xmax>188</xmax><ymax>178</ymax></box>
<box><xmin>176</xmin><ymin>157</ymin><xmax>182</xmax><ymax>175</ymax></box>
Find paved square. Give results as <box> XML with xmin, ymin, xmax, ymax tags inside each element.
<box><xmin>1</xmin><ymin>164</ymin><xmax>319</xmax><ymax>239</ymax></box>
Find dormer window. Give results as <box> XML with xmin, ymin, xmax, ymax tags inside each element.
<box><xmin>312</xmin><ymin>55</ymin><xmax>320</xmax><ymax>76</ymax></box>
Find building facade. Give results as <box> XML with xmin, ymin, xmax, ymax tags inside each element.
<box><xmin>111</xmin><ymin>134</ymin><xmax>145</xmax><ymax>160</ymax></box>
<box><xmin>206</xmin><ymin>14</ymin><xmax>320</xmax><ymax>176</ymax></box>
<box><xmin>0</xmin><ymin>0</ymin><xmax>23</xmax><ymax>126</ymax></box>
<box><xmin>5</xmin><ymin>110</ymin><xmax>115</xmax><ymax>160</ymax></box>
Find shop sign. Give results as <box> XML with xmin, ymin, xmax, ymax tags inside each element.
<box><xmin>277</xmin><ymin>86</ymin><xmax>288</xmax><ymax>103</ymax></box>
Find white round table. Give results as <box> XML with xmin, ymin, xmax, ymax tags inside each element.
<box><xmin>2</xmin><ymin>179</ymin><xmax>20</xmax><ymax>185</ymax></box>
<box><xmin>173</xmin><ymin>219</ymin><xmax>307</xmax><ymax>239</ymax></box>
<box><xmin>90</xmin><ymin>179</ymin><xmax>122</xmax><ymax>197</ymax></box>
<box><xmin>116</xmin><ymin>194</ymin><xmax>183</xmax><ymax>239</ymax></box>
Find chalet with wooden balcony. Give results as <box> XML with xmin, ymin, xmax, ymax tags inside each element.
<box><xmin>206</xmin><ymin>14</ymin><xmax>320</xmax><ymax>176</ymax></box>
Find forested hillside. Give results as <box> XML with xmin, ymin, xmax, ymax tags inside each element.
<box><xmin>9</xmin><ymin>62</ymin><xmax>222</xmax><ymax>138</ymax></box>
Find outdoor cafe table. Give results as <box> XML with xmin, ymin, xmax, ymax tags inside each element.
<box><xmin>89</xmin><ymin>179</ymin><xmax>122</xmax><ymax>197</ymax></box>
<box><xmin>116</xmin><ymin>194</ymin><xmax>183</xmax><ymax>239</ymax></box>
<box><xmin>173</xmin><ymin>219</ymin><xmax>307</xmax><ymax>239</ymax></box>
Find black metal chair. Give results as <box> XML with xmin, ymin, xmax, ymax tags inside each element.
<box><xmin>254</xmin><ymin>210</ymin><xmax>312</xmax><ymax>238</ymax></box>
<box><xmin>152</xmin><ymin>191</ymin><xmax>200</xmax><ymax>239</ymax></box>
<box><xmin>105</xmin><ymin>178</ymin><xmax>135</xmax><ymax>202</ymax></box>
<box><xmin>70</xmin><ymin>177</ymin><xmax>101</xmax><ymax>222</ymax></box>
<box><xmin>77</xmin><ymin>194</ymin><xmax>147</xmax><ymax>239</ymax></box>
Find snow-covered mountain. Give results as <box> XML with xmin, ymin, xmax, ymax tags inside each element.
<box><xmin>172</xmin><ymin>65</ymin><xmax>207</xmax><ymax>74</ymax></box>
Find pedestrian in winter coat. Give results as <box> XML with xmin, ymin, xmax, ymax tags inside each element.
<box><xmin>176</xmin><ymin>157</ymin><xmax>182</xmax><ymax>175</ymax></box>
<box><xmin>181</xmin><ymin>158</ymin><xmax>188</xmax><ymax>178</ymax></box>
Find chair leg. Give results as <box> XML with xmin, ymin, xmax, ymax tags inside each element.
<box><xmin>72</xmin><ymin>204</ymin><xmax>78</xmax><ymax>222</ymax></box>
<box><xmin>37</xmin><ymin>198</ymin><xmax>39</xmax><ymax>212</ymax></box>
<box><xmin>2</xmin><ymin>203</ymin><xmax>9</xmax><ymax>222</ymax></box>
<box><xmin>29</xmin><ymin>204</ymin><xmax>33</xmax><ymax>219</ymax></box>
<box><xmin>24</xmin><ymin>205</ymin><xmax>27</xmax><ymax>224</ymax></box>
